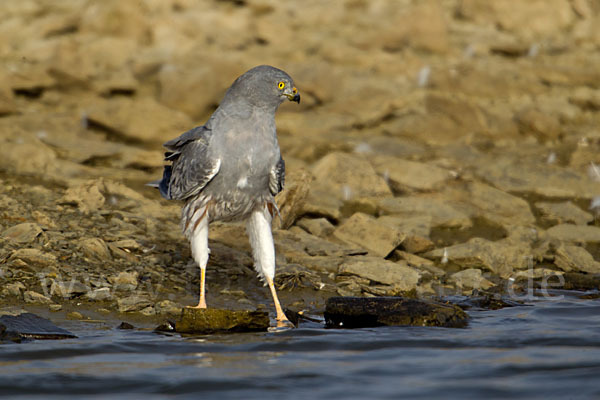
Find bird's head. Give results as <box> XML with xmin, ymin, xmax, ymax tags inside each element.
<box><xmin>226</xmin><ymin>65</ymin><xmax>300</xmax><ymax>110</ymax></box>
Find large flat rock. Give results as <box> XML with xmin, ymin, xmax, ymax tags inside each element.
<box><xmin>176</xmin><ymin>308</ymin><xmax>270</xmax><ymax>334</ymax></box>
<box><xmin>324</xmin><ymin>296</ymin><xmax>468</xmax><ymax>328</ymax></box>
<box><xmin>0</xmin><ymin>313</ymin><xmax>77</xmax><ymax>342</ymax></box>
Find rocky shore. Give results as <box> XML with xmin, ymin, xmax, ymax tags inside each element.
<box><xmin>1</xmin><ymin>0</ymin><xmax>599</xmax><ymax>325</ymax></box>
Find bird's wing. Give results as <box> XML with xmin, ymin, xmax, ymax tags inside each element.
<box><xmin>269</xmin><ymin>157</ymin><xmax>285</xmax><ymax>196</ymax></box>
<box><xmin>154</xmin><ymin>126</ymin><xmax>221</xmax><ymax>200</ymax></box>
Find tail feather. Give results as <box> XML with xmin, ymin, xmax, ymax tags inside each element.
<box><xmin>147</xmin><ymin>165</ymin><xmax>173</xmax><ymax>199</ymax></box>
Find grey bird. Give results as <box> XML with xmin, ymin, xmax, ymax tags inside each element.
<box><xmin>150</xmin><ymin>65</ymin><xmax>300</xmax><ymax>328</ymax></box>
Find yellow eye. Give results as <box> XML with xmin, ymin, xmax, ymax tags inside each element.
<box><xmin>278</xmin><ymin>81</ymin><xmax>285</xmax><ymax>90</ymax></box>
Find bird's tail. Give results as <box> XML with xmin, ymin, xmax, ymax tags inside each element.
<box><xmin>146</xmin><ymin>165</ymin><xmax>172</xmax><ymax>199</ymax></box>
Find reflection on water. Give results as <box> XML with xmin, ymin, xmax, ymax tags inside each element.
<box><xmin>0</xmin><ymin>293</ymin><xmax>599</xmax><ymax>399</ymax></box>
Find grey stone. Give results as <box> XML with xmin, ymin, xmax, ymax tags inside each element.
<box><xmin>338</xmin><ymin>257</ymin><xmax>420</xmax><ymax>290</ymax></box>
<box><xmin>83</xmin><ymin>287</ymin><xmax>112</xmax><ymax>301</ymax></box>
<box><xmin>334</xmin><ymin>213</ymin><xmax>405</xmax><ymax>257</ymax></box>
<box><xmin>50</xmin><ymin>280</ymin><xmax>89</xmax><ymax>299</ymax></box>
<box><xmin>2</xmin><ymin>282</ymin><xmax>26</xmax><ymax>298</ymax></box>
<box><xmin>112</xmin><ymin>271</ymin><xmax>138</xmax><ymax>291</ymax></box>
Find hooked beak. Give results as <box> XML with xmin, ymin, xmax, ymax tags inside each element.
<box><xmin>285</xmin><ymin>87</ymin><xmax>300</xmax><ymax>103</ymax></box>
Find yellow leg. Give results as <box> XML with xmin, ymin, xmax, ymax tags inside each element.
<box><xmin>266</xmin><ymin>276</ymin><xmax>294</xmax><ymax>328</ymax></box>
<box><xmin>189</xmin><ymin>268</ymin><xmax>207</xmax><ymax>309</ymax></box>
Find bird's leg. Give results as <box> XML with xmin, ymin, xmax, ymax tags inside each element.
<box><xmin>265</xmin><ymin>276</ymin><xmax>292</xmax><ymax>328</ymax></box>
<box><xmin>188</xmin><ymin>207</ymin><xmax>209</xmax><ymax>309</ymax></box>
<box><xmin>247</xmin><ymin>207</ymin><xmax>293</xmax><ymax>328</ymax></box>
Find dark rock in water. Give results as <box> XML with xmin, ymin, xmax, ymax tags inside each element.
<box><xmin>324</xmin><ymin>296</ymin><xmax>468</xmax><ymax>329</ymax></box>
<box><xmin>154</xmin><ymin>320</ymin><xmax>176</xmax><ymax>333</ymax></box>
<box><xmin>176</xmin><ymin>308</ymin><xmax>270</xmax><ymax>334</ymax></box>
<box><xmin>117</xmin><ymin>322</ymin><xmax>135</xmax><ymax>330</ymax></box>
<box><xmin>452</xmin><ymin>295</ymin><xmax>524</xmax><ymax>310</ymax></box>
<box><xmin>563</xmin><ymin>273</ymin><xmax>600</xmax><ymax>290</ymax></box>
<box><xmin>0</xmin><ymin>313</ymin><xmax>77</xmax><ymax>342</ymax></box>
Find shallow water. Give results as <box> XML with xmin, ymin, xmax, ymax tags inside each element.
<box><xmin>1</xmin><ymin>293</ymin><xmax>599</xmax><ymax>399</ymax></box>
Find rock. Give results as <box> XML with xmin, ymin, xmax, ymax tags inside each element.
<box><xmin>476</xmin><ymin>157</ymin><xmax>599</xmax><ymax>200</ymax></box>
<box><xmin>301</xmin><ymin>187</ymin><xmax>343</xmax><ymax>221</ymax></box>
<box><xmin>23</xmin><ymin>291</ymin><xmax>53</xmax><ymax>305</ymax></box>
<box><xmin>272</xmin><ymin>168</ymin><xmax>312</xmax><ymax>230</ymax></box>
<box><xmin>297</xmin><ymin>217</ymin><xmax>335</xmax><ymax>238</ymax></box>
<box><xmin>377</xmin><ymin>215</ymin><xmax>434</xmax><ymax>253</ymax></box>
<box><xmin>83</xmin><ymin>287</ymin><xmax>112</xmax><ymax>301</ymax></box>
<box><xmin>176</xmin><ymin>308</ymin><xmax>270</xmax><ymax>334</ymax></box>
<box><xmin>534</xmin><ymin>201</ymin><xmax>594</xmax><ymax>226</ymax></box>
<box><xmin>275</xmin><ymin>263</ymin><xmax>324</xmax><ymax>291</ymax></box>
<box><xmin>338</xmin><ymin>257</ymin><xmax>420</xmax><ymax>290</ymax></box>
<box><xmin>79</xmin><ymin>238</ymin><xmax>112</xmax><ymax>261</ymax></box>
<box><xmin>449</xmin><ymin>269</ymin><xmax>495</xmax><ymax>291</ymax></box>
<box><xmin>0</xmin><ymin>133</ymin><xmax>58</xmax><ymax>177</ymax></box>
<box><xmin>377</xmin><ymin>196</ymin><xmax>472</xmax><ymax>229</ymax></box>
<box><xmin>67</xmin><ymin>311</ymin><xmax>84</xmax><ymax>320</ymax></box>
<box><xmin>311</xmin><ymin>152</ymin><xmax>392</xmax><ymax>201</ymax></box>
<box><xmin>60</xmin><ymin>181</ymin><xmax>105</xmax><ymax>214</ymax></box>
<box><xmin>455</xmin><ymin>182</ymin><xmax>536</xmax><ymax>228</ymax></box>
<box><xmin>2</xmin><ymin>223</ymin><xmax>43</xmax><ymax>244</ymax></box>
<box><xmin>324</xmin><ymin>296</ymin><xmax>468</xmax><ymax>329</ymax></box>
<box><xmin>85</xmin><ymin>97</ymin><xmax>193</xmax><ymax>144</ymax></box>
<box><xmin>10</xmin><ymin>249</ymin><xmax>57</xmax><ymax>267</ymax></box>
<box><xmin>49</xmin><ymin>304</ymin><xmax>62</xmax><ymax>312</ymax></box>
<box><xmin>112</xmin><ymin>271</ymin><xmax>138</xmax><ymax>291</ymax></box>
<box><xmin>50</xmin><ymin>280</ymin><xmax>89</xmax><ymax>299</ymax></box>
<box><xmin>2</xmin><ymin>282</ymin><xmax>26</xmax><ymax>298</ymax></box>
<box><xmin>370</xmin><ymin>156</ymin><xmax>452</xmax><ymax>192</ymax></box>
<box><xmin>0</xmin><ymin>313</ymin><xmax>76</xmax><ymax>342</ymax></box>
<box><xmin>118</xmin><ymin>322</ymin><xmax>135</xmax><ymax>330</ymax></box>
<box><xmin>546</xmin><ymin>224</ymin><xmax>600</xmax><ymax>244</ymax></box>
<box><xmin>458</xmin><ymin>0</ymin><xmax>575</xmax><ymax>39</ymax></box>
<box><xmin>117</xmin><ymin>295</ymin><xmax>152</xmax><ymax>313</ymax></box>
<box><xmin>155</xmin><ymin>300</ymin><xmax>183</xmax><ymax>317</ymax></box>
<box><xmin>563</xmin><ymin>273</ymin><xmax>600</xmax><ymax>291</ymax></box>
<box><xmin>425</xmin><ymin>238</ymin><xmax>529</xmax><ymax>278</ymax></box>
<box><xmin>334</xmin><ymin>213</ymin><xmax>405</xmax><ymax>257</ymax></box>
<box><xmin>515</xmin><ymin>108</ymin><xmax>561</xmax><ymax>142</ymax></box>
<box><xmin>554</xmin><ymin>245</ymin><xmax>600</xmax><ymax>274</ymax></box>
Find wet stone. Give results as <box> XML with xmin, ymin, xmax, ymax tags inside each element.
<box><xmin>176</xmin><ymin>308</ymin><xmax>270</xmax><ymax>334</ymax></box>
<box><xmin>0</xmin><ymin>313</ymin><xmax>76</xmax><ymax>342</ymax></box>
<box><xmin>324</xmin><ymin>296</ymin><xmax>468</xmax><ymax>329</ymax></box>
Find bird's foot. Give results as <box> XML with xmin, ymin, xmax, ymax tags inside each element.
<box><xmin>276</xmin><ymin>317</ymin><xmax>295</xmax><ymax>329</ymax></box>
<box><xmin>187</xmin><ymin>298</ymin><xmax>207</xmax><ymax>309</ymax></box>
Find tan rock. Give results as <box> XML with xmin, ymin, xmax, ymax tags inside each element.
<box><xmin>297</xmin><ymin>217</ymin><xmax>335</xmax><ymax>238</ymax></box>
<box><xmin>79</xmin><ymin>238</ymin><xmax>112</xmax><ymax>261</ymax></box>
<box><xmin>23</xmin><ymin>291</ymin><xmax>52</xmax><ymax>305</ymax></box>
<box><xmin>554</xmin><ymin>245</ymin><xmax>600</xmax><ymax>274</ymax></box>
<box><xmin>10</xmin><ymin>249</ymin><xmax>57</xmax><ymax>267</ymax></box>
<box><xmin>370</xmin><ymin>156</ymin><xmax>452</xmax><ymax>192</ymax></box>
<box><xmin>449</xmin><ymin>268</ymin><xmax>495</xmax><ymax>291</ymax></box>
<box><xmin>60</xmin><ymin>181</ymin><xmax>105</xmax><ymax>214</ymax></box>
<box><xmin>85</xmin><ymin>97</ymin><xmax>192</xmax><ymax>144</ymax></box>
<box><xmin>273</xmin><ymin>168</ymin><xmax>312</xmax><ymax>230</ymax></box>
<box><xmin>2</xmin><ymin>223</ymin><xmax>42</xmax><ymax>244</ymax></box>
<box><xmin>425</xmin><ymin>238</ymin><xmax>529</xmax><ymax>278</ymax></box>
<box><xmin>546</xmin><ymin>224</ymin><xmax>600</xmax><ymax>244</ymax></box>
<box><xmin>338</xmin><ymin>257</ymin><xmax>420</xmax><ymax>290</ymax></box>
<box><xmin>534</xmin><ymin>201</ymin><xmax>594</xmax><ymax>226</ymax></box>
<box><xmin>515</xmin><ymin>108</ymin><xmax>561</xmax><ymax>142</ymax></box>
<box><xmin>113</xmin><ymin>271</ymin><xmax>139</xmax><ymax>291</ymax></box>
<box><xmin>458</xmin><ymin>0</ymin><xmax>575</xmax><ymax>39</ymax></box>
<box><xmin>311</xmin><ymin>152</ymin><xmax>392</xmax><ymax>201</ymax></box>
<box><xmin>377</xmin><ymin>196</ymin><xmax>472</xmax><ymax>229</ymax></box>
<box><xmin>334</xmin><ymin>213</ymin><xmax>405</xmax><ymax>257</ymax></box>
